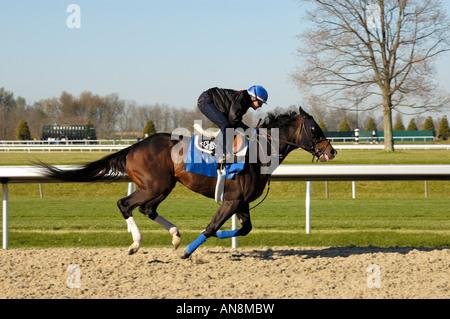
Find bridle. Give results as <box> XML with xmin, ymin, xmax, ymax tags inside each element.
<box><xmin>261</xmin><ymin>116</ymin><xmax>331</xmax><ymax>162</ymax></box>
<box><xmin>248</xmin><ymin>116</ymin><xmax>330</xmax><ymax>210</ymax></box>
<box><xmin>292</xmin><ymin>118</ymin><xmax>332</xmax><ymax>162</ymax></box>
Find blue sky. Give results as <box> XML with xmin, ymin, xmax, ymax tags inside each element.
<box><xmin>1</xmin><ymin>0</ymin><xmax>450</xmax><ymax>116</ymax></box>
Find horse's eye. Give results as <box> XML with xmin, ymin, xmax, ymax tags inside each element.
<box><xmin>311</xmin><ymin>126</ymin><xmax>316</xmax><ymax>133</ymax></box>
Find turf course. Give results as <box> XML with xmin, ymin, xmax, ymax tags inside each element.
<box><xmin>1</xmin><ymin>148</ymin><xmax>449</xmax><ymax>249</ymax></box>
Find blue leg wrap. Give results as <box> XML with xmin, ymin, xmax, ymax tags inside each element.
<box><xmin>216</xmin><ymin>229</ymin><xmax>241</xmax><ymax>239</ymax></box>
<box><xmin>185</xmin><ymin>233</ymin><xmax>207</xmax><ymax>255</ymax></box>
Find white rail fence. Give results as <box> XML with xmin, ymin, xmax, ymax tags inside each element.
<box><xmin>0</xmin><ymin>139</ymin><xmax>136</xmax><ymax>145</ymax></box>
<box><xmin>327</xmin><ymin>136</ymin><xmax>435</xmax><ymax>143</ymax></box>
<box><xmin>1</xmin><ymin>143</ymin><xmax>450</xmax><ymax>152</ymax></box>
<box><xmin>0</xmin><ymin>145</ymin><xmax>128</xmax><ymax>152</ymax></box>
<box><xmin>1</xmin><ymin>165</ymin><xmax>450</xmax><ymax>249</ymax></box>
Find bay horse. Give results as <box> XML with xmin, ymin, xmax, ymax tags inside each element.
<box><xmin>38</xmin><ymin>107</ymin><xmax>337</xmax><ymax>258</ymax></box>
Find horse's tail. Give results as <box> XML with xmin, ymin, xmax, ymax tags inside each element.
<box><xmin>38</xmin><ymin>146</ymin><xmax>131</xmax><ymax>182</ymax></box>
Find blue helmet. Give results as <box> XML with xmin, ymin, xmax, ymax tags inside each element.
<box><xmin>247</xmin><ymin>85</ymin><xmax>268</xmax><ymax>104</ymax></box>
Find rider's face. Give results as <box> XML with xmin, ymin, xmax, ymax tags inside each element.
<box><xmin>251</xmin><ymin>98</ymin><xmax>263</xmax><ymax>110</ymax></box>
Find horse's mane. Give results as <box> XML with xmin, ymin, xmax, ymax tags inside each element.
<box><xmin>260</xmin><ymin>111</ymin><xmax>298</xmax><ymax>129</ymax></box>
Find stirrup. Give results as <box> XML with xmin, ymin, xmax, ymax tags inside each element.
<box><xmin>218</xmin><ymin>154</ymin><xmax>233</xmax><ymax>163</ymax></box>
<box><xmin>216</xmin><ymin>154</ymin><xmax>232</xmax><ymax>170</ymax></box>
<box><xmin>216</xmin><ymin>162</ymin><xmax>226</xmax><ymax>170</ymax></box>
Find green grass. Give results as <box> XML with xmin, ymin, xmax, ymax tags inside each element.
<box><xmin>1</xmin><ymin>148</ymin><xmax>449</xmax><ymax>249</ymax></box>
<box><xmin>283</xmin><ymin>148</ymin><xmax>450</xmax><ymax>165</ymax></box>
<box><xmin>4</xmin><ymin>196</ymin><xmax>449</xmax><ymax>249</ymax></box>
<box><xmin>1</xmin><ymin>147</ymin><xmax>450</xmax><ymax>166</ymax></box>
<box><xmin>8</xmin><ymin>179</ymin><xmax>449</xmax><ymax>200</ymax></box>
<box><xmin>0</xmin><ymin>152</ymin><xmax>113</xmax><ymax>166</ymax></box>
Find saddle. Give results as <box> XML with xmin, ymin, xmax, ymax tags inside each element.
<box><xmin>192</xmin><ymin>123</ymin><xmax>248</xmax><ymax>157</ymax></box>
<box><xmin>185</xmin><ymin>124</ymin><xmax>251</xmax><ymax>203</ymax></box>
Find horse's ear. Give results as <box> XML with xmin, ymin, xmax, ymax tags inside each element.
<box><xmin>299</xmin><ymin>106</ymin><xmax>308</xmax><ymax>117</ymax></box>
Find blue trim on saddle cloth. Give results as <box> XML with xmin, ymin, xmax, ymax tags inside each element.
<box><xmin>184</xmin><ymin>133</ymin><xmax>251</xmax><ymax>179</ymax></box>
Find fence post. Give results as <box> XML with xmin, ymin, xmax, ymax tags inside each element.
<box><xmin>352</xmin><ymin>181</ymin><xmax>356</xmax><ymax>199</ymax></box>
<box><xmin>306</xmin><ymin>181</ymin><xmax>311</xmax><ymax>234</ymax></box>
<box><xmin>2</xmin><ymin>183</ymin><xmax>9</xmax><ymax>249</ymax></box>
<box><xmin>127</xmin><ymin>182</ymin><xmax>134</xmax><ymax>196</ymax></box>
<box><xmin>231</xmin><ymin>215</ymin><xmax>238</xmax><ymax>249</ymax></box>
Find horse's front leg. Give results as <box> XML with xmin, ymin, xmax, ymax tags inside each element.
<box><xmin>215</xmin><ymin>202</ymin><xmax>251</xmax><ymax>239</ymax></box>
<box><xmin>181</xmin><ymin>199</ymin><xmax>242</xmax><ymax>259</ymax></box>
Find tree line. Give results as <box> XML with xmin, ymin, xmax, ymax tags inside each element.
<box><xmin>0</xmin><ymin>87</ymin><xmax>213</xmax><ymax>140</ymax></box>
<box><xmin>1</xmin><ymin>87</ymin><xmax>448</xmax><ymax>140</ymax></box>
<box><xmin>327</xmin><ymin>111</ymin><xmax>449</xmax><ymax>139</ymax></box>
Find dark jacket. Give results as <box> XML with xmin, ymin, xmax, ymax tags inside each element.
<box><xmin>205</xmin><ymin>87</ymin><xmax>252</xmax><ymax>128</ymax></box>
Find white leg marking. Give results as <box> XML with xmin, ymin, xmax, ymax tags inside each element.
<box><xmin>126</xmin><ymin>217</ymin><xmax>142</xmax><ymax>254</ymax></box>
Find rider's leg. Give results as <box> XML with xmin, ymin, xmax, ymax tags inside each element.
<box><xmin>197</xmin><ymin>97</ymin><xmax>233</xmax><ymax>162</ymax></box>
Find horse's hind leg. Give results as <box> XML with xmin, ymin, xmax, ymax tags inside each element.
<box><xmin>139</xmin><ymin>195</ymin><xmax>181</xmax><ymax>249</ymax></box>
<box><xmin>117</xmin><ymin>189</ymin><xmax>149</xmax><ymax>255</ymax></box>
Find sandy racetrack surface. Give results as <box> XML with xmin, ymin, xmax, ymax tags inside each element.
<box><xmin>0</xmin><ymin>246</ymin><xmax>448</xmax><ymax>299</ymax></box>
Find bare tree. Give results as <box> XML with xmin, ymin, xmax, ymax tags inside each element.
<box><xmin>292</xmin><ymin>0</ymin><xmax>450</xmax><ymax>151</ymax></box>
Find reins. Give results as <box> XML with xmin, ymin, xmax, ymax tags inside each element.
<box><xmin>249</xmin><ymin>177</ymin><xmax>271</xmax><ymax>210</ymax></box>
<box><xmin>249</xmin><ymin>118</ymin><xmax>272</xmax><ymax>210</ymax></box>
<box><xmin>220</xmin><ymin>114</ymin><xmax>329</xmax><ymax>210</ymax></box>
<box><xmin>261</xmin><ymin>117</ymin><xmax>330</xmax><ymax>162</ymax></box>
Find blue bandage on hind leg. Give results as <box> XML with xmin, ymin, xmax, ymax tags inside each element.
<box><xmin>216</xmin><ymin>229</ymin><xmax>241</xmax><ymax>239</ymax></box>
<box><xmin>185</xmin><ymin>233</ymin><xmax>207</xmax><ymax>255</ymax></box>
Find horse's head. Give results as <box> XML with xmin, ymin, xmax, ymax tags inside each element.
<box><xmin>295</xmin><ymin>107</ymin><xmax>337</xmax><ymax>162</ymax></box>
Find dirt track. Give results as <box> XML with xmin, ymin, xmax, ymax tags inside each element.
<box><xmin>0</xmin><ymin>246</ymin><xmax>448</xmax><ymax>299</ymax></box>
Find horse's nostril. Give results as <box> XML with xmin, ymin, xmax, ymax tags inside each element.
<box><xmin>331</xmin><ymin>149</ymin><xmax>337</xmax><ymax>156</ymax></box>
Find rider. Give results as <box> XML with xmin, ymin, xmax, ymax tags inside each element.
<box><xmin>197</xmin><ymin>85</ymin><xmax>268</xmax><ymax>165</ymax></box>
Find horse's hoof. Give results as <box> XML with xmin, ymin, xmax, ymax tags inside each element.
<box><xmin>172</xmin><ymin>235</ymin><xmax>181</xmax><ymax>250</ymax></box>
<box><xmin>181</xmin><ymin>252</ymin><xmax>191</xmax><ymax>259</ymax></box>
<box><xmin>128</xmin><ymin>242</ymin><xmax>140</xmax><ymax>255</ymax></box>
